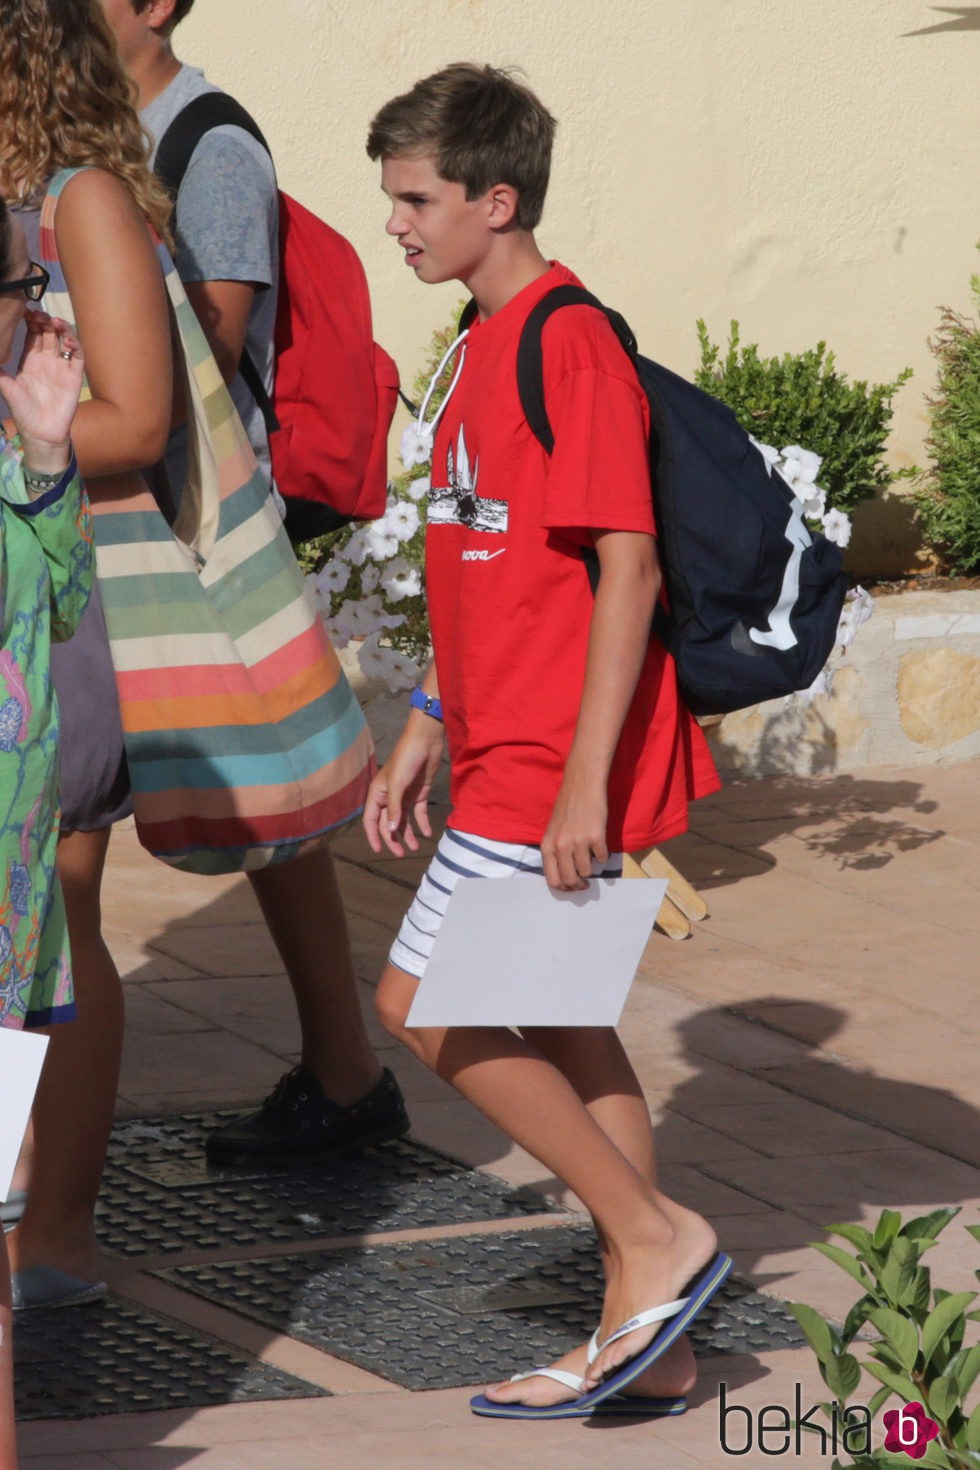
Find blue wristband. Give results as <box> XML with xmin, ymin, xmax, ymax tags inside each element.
<box><xmin>410</xmin><ymin>687</ymin><xmax>443</xmax><ymax>722</ymax></box>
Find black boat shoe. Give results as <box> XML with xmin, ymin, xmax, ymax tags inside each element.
<box><xmin>205</xmin><ymin>1064</ymin><xmax>410</xmax><ymax>1166</ymax></box>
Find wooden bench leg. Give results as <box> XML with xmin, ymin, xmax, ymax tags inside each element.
<box><xmin>624</xmin><ymin>847</ymin><xmax>709</xmax><ymax>940</ymax></box>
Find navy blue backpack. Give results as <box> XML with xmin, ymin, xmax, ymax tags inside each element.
<box><xmin>465</xmin><ymin>286</ymin><xmax>848</xmax><ymax>716</ymax></box>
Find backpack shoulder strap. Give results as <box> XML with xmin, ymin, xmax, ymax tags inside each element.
<box><xmin>154</xmin><ymin>91</ymin><xmax>271</xmax><ymax>200</ymax></box>
<box><xmin>515</xmin><ymin>285</ymin><xmax>637</xmax><ymax>453</ymax></box>
<box><xmin>154</xmin><ymin>93</ymin><xmax>279</xmax><ymax>437</ymax></box>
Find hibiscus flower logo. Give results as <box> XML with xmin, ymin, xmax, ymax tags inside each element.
<box><xmin>882</xmin><ymin>1402</ymin><xmax>940</xmax><ymax>1459</ymax></box>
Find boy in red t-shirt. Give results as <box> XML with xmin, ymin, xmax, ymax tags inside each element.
<box><xmin>364</xmin><ymin>64</ymin><xmax>728</xmax><ymax>1420</ymax></box>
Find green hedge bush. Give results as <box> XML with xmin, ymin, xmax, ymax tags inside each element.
<box><xmin>913</xmin><ymin>254</ymin><xmax>980</xmax><ymax>576</ymax></box>
<box><xmin>695</xmin><ymin>320</ymin><xmax>911</xmax><ymax>515</ymax></box>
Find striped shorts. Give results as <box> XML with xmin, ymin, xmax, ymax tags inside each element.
<box><xmin>389</xmin><ymin>827</ymin><xmax>624</xmax><ymax>979</ymax></box>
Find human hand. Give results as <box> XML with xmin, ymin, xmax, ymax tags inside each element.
<box><xmin>540</xmin><ymin>772</ymin><xmax>609</xmax><ymax>891</ymax></box>
<box><xmin>0</xmin><ymin>312</ymin><xmax>84</xmax><ymax>472</ymax></box>
<box><xmin>363</xmin><ymin>716</ymin><xmax>445</xmax><ymax>857</ymax></box>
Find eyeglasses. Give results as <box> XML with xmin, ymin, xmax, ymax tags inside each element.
<box><xmin>0</xmin><ymin>262</ymin><xmax>50</xmax><ymax>302</ymax></box>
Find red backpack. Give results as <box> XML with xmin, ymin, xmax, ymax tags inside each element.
<box><xmin>155</xmin><ymin>92</ymin><xmax>399</xmax><ymax>542</ymax></box>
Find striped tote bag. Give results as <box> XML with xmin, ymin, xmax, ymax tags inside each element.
<box><xmin>38</xmin><ymin>168</ymin><xmax>376</xmax><ymax>874</ymax></box>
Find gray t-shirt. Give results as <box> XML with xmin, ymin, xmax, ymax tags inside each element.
<box><xmin>142</xmin><ymin>64</ymin><xmax>279</xmax><ymax>496</ymax></box>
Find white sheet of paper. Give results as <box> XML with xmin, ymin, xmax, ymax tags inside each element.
<box><xmin>406</xmin><ymin>875</ymin><xmax>668</xmax><ymax>1027</ymax></box>
<box><xmin>0</xmin><ymin>1027</ymin><xmax>48</xmax><ymax>1202</ymax></box>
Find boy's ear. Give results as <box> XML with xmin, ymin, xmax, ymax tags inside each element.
<box><xmin>486</xmin><ymin>183</ymin><xmax>520</xmax><ymax>230</ymax></box>
<box><xmin>141</xmin><ymin>0</ymin><xmax>180</xmax><ymax>33</ymax></box>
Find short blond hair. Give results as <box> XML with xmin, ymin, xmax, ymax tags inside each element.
<box><xmin>367</xmin><ymin>63</ymin><xmax>556</xmax><ymax>230</ymax></box>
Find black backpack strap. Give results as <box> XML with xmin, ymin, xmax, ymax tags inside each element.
<box><xmin>459</xmin><ymin>298</ymin><xmax>480</xmax><ymax>333</ymax></box>
<box><xmin>154</xmin><ymin>93</ymin><xmax>279</xmax><ymax>435</ymax></box>
<box><xmin>154</xmin><ymin>92</ymin><xmax>271</xmax><ymax>199</ymax></box>
<box><xmin>516</xmin><ymin>287</ymin><xmax>667</xmax><ymax>635</ymax></box>
<box><xmin>516</xmin><ymin>286</ymin><xmax>637</xmax><ymax>453</ymax></box>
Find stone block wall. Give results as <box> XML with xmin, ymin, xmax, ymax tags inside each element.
<box><xmin>706</xmin><ymin>591</ymin><xmax>980</xmax><ymax>777</ymax></box>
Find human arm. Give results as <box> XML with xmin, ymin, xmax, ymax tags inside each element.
<box><xmin>363</xmin><ymin>662</ymin><xmax>445</xmax><ymax>857</ymax></box>
<box><xmin>184</xmin><ymin>279</ymin><xmax>256</xmax><ymax>386</ymax></box>
<box><xmin>540</xmin><ymin>529</ymin><xmax>661</xmax><ymax>891</ymax></box>
<box><xmin>56</xmin><ymin>169</ymin><xmax>172</xmax><ymax>479</ymax></box>
<box><xmin>172</xmin><ymin>130</ymin><xmax>276</xmax><ymax>386</ymax></box>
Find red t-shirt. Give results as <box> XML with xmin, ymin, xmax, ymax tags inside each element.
<box><xmin>426</xmin><ymin>262</ymin><xmax>720</xmax><ymax>850</ymax></box>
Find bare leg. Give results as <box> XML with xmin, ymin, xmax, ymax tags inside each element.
<box><xmin>7</xmin><ymin>828</ymin><xmax>121</xmax><ymax>1283</ymax></box>
<box><xmin>0</xmin><ymin>1235</ymin><xmax>17</xmax><ymax>1470</ymax></box>
<box><xmin>247</xmin><ymin>847</ymin><xmax>382</xmax><ymax>1104</ymax></box>
<box><xmin>377</xmin><ymin>964</ymin><xmax>716</xmax><ymax>1390</ymax></box>
<box><xmin>475</xmin><ymin>1025</ymin><xmax>695</xmax><ymax>1407</ymax></box>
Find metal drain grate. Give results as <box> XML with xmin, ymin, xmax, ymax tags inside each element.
<box><xmin>162</xmin><ymin>1225</ymin><xmax>807</xmax><ymax>1391</ymax></box>
<box><xmin>13</xmin><ymin>1294</ymin><xmax>328</xmax><ymax>1420</ymax></box>
<box><xmin>98</xmin><ymin>1113</ymin><xmax>557</xmax><ymax>1257</ymax></box>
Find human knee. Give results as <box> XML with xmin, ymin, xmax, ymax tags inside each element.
<box><xmin>374</xmin><ymin>967</ymin><xmax>414</xmax><ymax>1041</ymax></box>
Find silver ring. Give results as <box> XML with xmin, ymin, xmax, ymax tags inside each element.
<box><xmin>59</xmin><ymin>349</ymin><xmax>73</xmax><ymax>361</ymax></box>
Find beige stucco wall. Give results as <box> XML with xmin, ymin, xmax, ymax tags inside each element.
<box><xmin>178</xmin><ymin>0</ymin><xmax>980</xmax><ymax>574</ymax></box>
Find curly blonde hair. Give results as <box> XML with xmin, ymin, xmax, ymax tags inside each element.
<box><xmin>0</xmin><ymin>0</ymin><xmax>172</xmax><ymax>240</ymax></box>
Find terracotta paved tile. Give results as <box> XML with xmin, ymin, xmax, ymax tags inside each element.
<box><xmin>701</xmin><ymin>1145</ymin><xmax>980</xmax><ymax>1215</ymax></box>
<box><xmin>658</xmin><ymin>1161</ymin><xmax>776</xmax><ymax>1217</ymax></box>
<box><xmin>758</xmin><ymin>1061</ymin><xmax>980</xmax><ymax>1156</ymax></box>
<box><xmin>334</xmin><ymin>859</ymin><xmax>419</xmax><ymax>929</ymax></box>
<box><xmin>105</xmin><ymin>930</ymin><xmax>209</xmax><ymax>983</ymax></box>
<box><xmin>648</xmin><ymin>1112</ymin><xmax>763</xmax><ymax>1164</ymax></box>
<box><xmin>669</xmin><ymin>1097</ymin><xmax>910</xmax><ymax>1158</ymax></box>
<box><xmin>655</xmin><ymin>1060</ymin><xmax>814</xmax><ymax>1113</ymax></box>
<box><xmin>146</xmin><ymin>922</ymin><xmax>284</xmax><ymax>980</ymax></box>
<box><xmin>123</xmin><ymin>986</ymin><xmax>221</xmax><ymax>1036</ymax></box>
<box><xmin>141</xmin><ymin>975</ymin><xmax>303</xmax><ymax>1056</ymax></box>
<box><xmin>118</xmin><ymin>1028</ymin><xmax>286</xmax><ymax>1106</ymax></box>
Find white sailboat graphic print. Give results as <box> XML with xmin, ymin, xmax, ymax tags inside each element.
<box><xmin>428</xmin><ymin>426</ymin><xmax>509</xmax><ymax>534</ymax></box>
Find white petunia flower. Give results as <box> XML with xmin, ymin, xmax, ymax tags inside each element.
<box><xmin>358</xmin><ymin>634</ymin><xmax>413</xmax><ymax>690</ymax></box>
<box><xmin>325</xmin><ymin>615</ymin><xmax>354</xmax><ymax>650</ymax></box>
<box><xmin>342</xmin><ymin>527</ymin><xmax>372</xmax><ymax>566</ymax></box>
<box><xmin>836</xmin><ymin>584</ymin><xmax>873</xmax><ymax>648</ymax></box>
<box><xmin>385</xmin><ymin>500</ymin><xmax>420</xmax><ymax>543</ymax></box>
<box><xmin>799</xmin><ymin>487</ymin><xmax>827</xmax><ymax>521</ymax></box>
<box><xmin>406</xmin><ymin>473</ymin><xmax>430</xmax><ymax>502</ymax></box>
<box><xmin>780</xmin><ymin>445</ymin><xmax>822</xmax><ymax>485</ymax></box>
<box><xmin>821</xmin><ymin>507</ymin><xmax>852</xmax><ymax>548</ymax></box>
<box><xmin>382</xmin><ymin>647</ymin><xmax>422</xmax><ymax>693</ymax></box>
<box><xmin>846</xmin><ymin>584</ymin><xmax>874</xmax><ymax>623</ymax></box>
<box><xmin>314</xmin><ymin>559</ymin><xmax>351</xmax><ymax>601</ymax></box>
<box><xmin>748</xmin><ymin>435</ymin><xmax>781</xmax><ymax>471</ymax></box>
<box><xmin>381</xmin><ymin>556</ymin><xmax>422</xmax><ymax>603</ymax></box>
<box><xmin>356</xmin><ymin>634</ymin><xmax>393</xmax><ymax>682</ymax></box>
<box><xmin>342</xmin><ymin>598</ymin><xmax>380</xmax><ymax>638</ymax></box>
<box><xmin>360</xmin><ymin>563</ymin><xmax>380</xmax><ymax>593</ymax></box>
<box><xmin>351</xmin><ymin>593</ymin><xmax>405</xmax><ymax>633</ymax></box>
<box><xmin>364</xmin><ymin>519</ymin><xmax>400</xmax><ymax>561</ymax></box>
<box><xmin>399</xmin><ymin>422</ymin><xmax>433</xmax><ymax>469</ymax></box>
<box><xmin>795</xmin><ymin>668</ymin><xmax>833</xmax><ymax>706</ymax></box>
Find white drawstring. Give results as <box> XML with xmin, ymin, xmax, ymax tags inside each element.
<box><xmin>414</xmin><ymin>328</ymin><xmax>469</xmax><ymax>455</ymax></box>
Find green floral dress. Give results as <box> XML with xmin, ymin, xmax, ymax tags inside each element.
<box><xmin>0</xmin><ymin>433</ymin><xmax>93</xmax><ymax>1028</ymax></box>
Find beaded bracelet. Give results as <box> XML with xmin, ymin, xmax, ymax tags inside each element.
<box><xmin>22</xmin><ymin>464</ymin><xmax>67</xmax><ymax>493</ymax></box>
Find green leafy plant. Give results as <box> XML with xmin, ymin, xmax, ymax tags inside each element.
<box><xmin>913</xmin><ymin>251</ymin><xmax>980</xmax><ymax>575</ymax></box>
<box><xmin>788</xmin><ymin>1207</ymin><xmax>980</xmax><ymax>1468</ymax></box>
<box><xmin>695</xmin><ymin>320</ymin><xmax>912</xmax><ymax>514</ymax></box>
